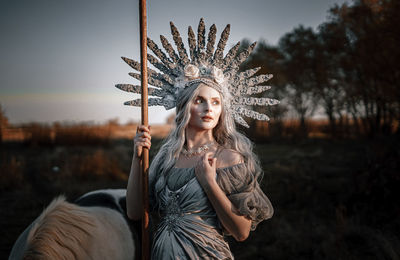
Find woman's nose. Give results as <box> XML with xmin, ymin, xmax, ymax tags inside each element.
<box><xmin>204</xmin><ymin>101</ymin><xmax>212</xmax><ymax>112</ymax></box>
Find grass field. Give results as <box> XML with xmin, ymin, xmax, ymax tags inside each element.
<box><xmin>1</xmin><ymin>135</ymin><xmax>399</xmax><ymax>259</ymax></box>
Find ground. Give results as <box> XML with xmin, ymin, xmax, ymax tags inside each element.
<box><xmin>1</xmin><ymin>136</ymin><xmax>399</xmax><ymax>259</ymax></box>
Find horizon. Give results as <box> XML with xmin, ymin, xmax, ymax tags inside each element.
<box><xmin>1</xmin><ymin>0</ymin><xmax>347</xmax><ymax>125</ymax></box>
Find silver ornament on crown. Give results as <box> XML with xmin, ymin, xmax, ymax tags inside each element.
<box><xmin>115</xmin><ymin>18</ymin><xmax>280</xmax><ymax>128</ymax></box>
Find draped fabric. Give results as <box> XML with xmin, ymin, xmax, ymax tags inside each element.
<box><xmin>216</xmin><ymin>164</ymin><xmax>274</xmax><ymax>230</ymax></box>
<box><xmin>149</xmin><ymin>163</ymin><xmax>273</xmax><ymax>259</ymax></box>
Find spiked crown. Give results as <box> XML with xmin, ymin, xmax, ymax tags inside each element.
<box><xmin>116</xmin><ymin>18</ymin><xmax>279</xmax><ymax>128</ymax></box>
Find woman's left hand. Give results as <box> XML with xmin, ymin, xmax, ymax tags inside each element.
<box><xmin>195</xmin><ymin>152</ymin><xmax>217</xmax><ymax>190</ymax></box>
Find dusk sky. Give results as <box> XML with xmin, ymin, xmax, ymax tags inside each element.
<box><xmin>1</xmin><ymin>0</ymin><xmax>347</xmax><ymax>125</ymax></box>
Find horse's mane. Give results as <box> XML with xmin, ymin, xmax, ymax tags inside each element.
<box><xmin>23</xmin><ymin>196</ymin><xmax>96</xmax><ymax>260</ymax></box>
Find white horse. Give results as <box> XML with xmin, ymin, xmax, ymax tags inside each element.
<box><xmin>9</xmin><ymin>189</ymin><xmax>139</xmax><ymax>260</ymax></box>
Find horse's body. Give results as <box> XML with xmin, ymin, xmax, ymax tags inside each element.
<box><xmin>9</xmin><ymin>189</ymin><xmax>138</xmax><ymax>260</ymax></box>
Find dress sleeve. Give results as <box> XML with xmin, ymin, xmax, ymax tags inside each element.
<box><xmin>216</xmin><ymin>163</ymin><xmax>274</xmax><ymax>230</ymax></box>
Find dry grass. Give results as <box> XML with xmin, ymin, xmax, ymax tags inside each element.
<box><xmin>4</xmin><ymin>117</ymin><xmax>395</xmax><ymax>146</ymax></box>
<box><xmin>0</xmin><ymin>155</ymin><xmax>25</xmax><ymax>191</ymax></box>
<box><xmin>1</xmin><ymin>122</ymin><xmax>172</xmax><ymax>145</ymax></box>
<box><xmin>1</xmin><ymin>123</ymin><xmax>399</xmax><ymax>259</ymax></box>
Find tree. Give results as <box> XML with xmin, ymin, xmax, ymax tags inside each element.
<box><xmin>278</xmin><ymin>26</ymin><xmax>320</xmax><ymax>137</ymax></box>
<box><xmin>0</xmin><ymin>104</ymin><xmax>9</xmax><ymax>143</ymax></box>
<box><xmin>324</xmin><ymin>0</ymin><xmax>400</xmax><ymax>137</ymax></box>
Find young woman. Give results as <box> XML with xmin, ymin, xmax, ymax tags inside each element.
<box><xmin>118</xmin><ymin>19</ymin><xmax>278</xmax><ymax>259</ymax></box>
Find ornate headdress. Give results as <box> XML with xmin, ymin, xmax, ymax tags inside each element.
<box><xmin>116</xmin><ymin>18</ymin><xmax>279</xmax><ymax>128</ymax></box>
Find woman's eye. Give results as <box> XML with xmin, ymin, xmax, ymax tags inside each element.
<box><xmin>195</xmin><ymin>99</ymin><xmax>202</xmax><ymax>104</ymax></box>
<box><xmin>213</xmin><ymin>100</ymin><xmax>220</xmax><ymax>105</ymax></box>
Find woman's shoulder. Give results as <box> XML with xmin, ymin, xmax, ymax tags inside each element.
<box><xmin>216</xmin><ymin>148</ymin><xmax>244</xmax><ymax>169</ymax></box>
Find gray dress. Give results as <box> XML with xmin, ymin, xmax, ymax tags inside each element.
<box><xmin>149</xmin><ymin>163</ymin><xmax>273</xmax><ymax>259</ymax></box>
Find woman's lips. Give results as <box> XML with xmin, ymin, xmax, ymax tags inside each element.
<box><xmin>201</xmin><ymin>116</ymin><xmax>213</xmax><ymax>122</ymax></box>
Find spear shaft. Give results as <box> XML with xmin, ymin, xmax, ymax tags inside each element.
<box><xmin>139</xmin><ymin>0</ymin><xmax>150</xmax><ymax>259</ymax></box>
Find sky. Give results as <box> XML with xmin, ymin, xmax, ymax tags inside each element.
<box><xmin>0</xmin><ymin>0</ymin><xmax>347</xmax><ymax>125</ymax></box>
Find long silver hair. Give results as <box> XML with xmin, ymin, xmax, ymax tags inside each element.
<box><xmin>149</xmin><ymin>82</ymin><xmax>263</xmax><ymax>206</ymax></box>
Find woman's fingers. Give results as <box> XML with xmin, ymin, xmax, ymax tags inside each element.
<box><xmin>203</xmin><ymin>152</ymin><xmax>215</xmax><ymax>167</ymax></box>
<box><xmin>135</xmin><ymin>134</ymin><xmax>151</xmax><ymax>141</ymax></box>
<box><xmin>135</xmin><ymin>140</ymin><xmax>151</xmax><ymax>157</ymax></box>
<box><xmin>138</xmin><ymin>141</ymin><xmax>151</xmax><ymax>149</ymax></box>
<box><xmin>137</xmin><ymin>125</ymin><xmax>151</xmax><ymax>134</ymax></box>
<box><xmin>137</xmin><ymin>138</ymin><xmax>151</xmax><ymax>148</ymax></box>
<box><xmin>133</xmin><ymin>126</ymin><xmax>151</xmax><ymax>158</ymax></box>
<box><xmin>212</xmin><ymin>157</ymin><xmax>217</xmax><ymax>168</ymax></box>
<box><xmin>202</xmin><ymin>152</ymin><xmax>210</xmax><ymax>162</ymax></box>
<box><xmin>135</xmin><ymin>126</ymin><xmax>151</xmax><ymax>143</ymax></box>
<box><xmin>140</xmin><ymin>131</ymin><xmax>151</xmax><ymax>140</ymax></box>
<box><xmin>138</xmin><ymin>137</ymin><xmax>151</xmax><ymax>144</ymax></box>
<box><xmin>134</xmin><ymin>125</ymin><xmax>151</xmax><ymax>144</ymax></box>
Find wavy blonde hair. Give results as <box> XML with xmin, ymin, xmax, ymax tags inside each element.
<box><xmin>149</xmin><ymin>82</ymin><xmax>263</xmax><ymax>208</ymax></box>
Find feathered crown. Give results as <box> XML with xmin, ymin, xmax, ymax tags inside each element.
<box><xmin>116</xmin><ymin>18</ymin><xmax>279</xmax><ymax>128</ymax></box>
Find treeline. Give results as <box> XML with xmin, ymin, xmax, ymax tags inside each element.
<box><xmin>242</xmin><ymin>0</ymin><xmax>400</xmax><ymax>138</ymax></box>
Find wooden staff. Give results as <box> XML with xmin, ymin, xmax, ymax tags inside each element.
<box><xmin>139</xmin><ymin>0</ymin><xmax>150</xmax><ymax>259</ymax></box>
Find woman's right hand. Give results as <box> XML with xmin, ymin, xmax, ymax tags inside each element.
<box><xmin>133</xmin><ymin>125</ymin><xmax>151</xmax><ymax>158</ymax></box>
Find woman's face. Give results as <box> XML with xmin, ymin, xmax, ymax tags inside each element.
<box><xmin>188</xmin><ymin>84</ymin><xmax>222</xmax><ymax>131</ymax></box>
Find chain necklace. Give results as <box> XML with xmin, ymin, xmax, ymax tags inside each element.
<box><xmin>181</xmin><ymin>142</ymin><xmax>216</xmax><ymax>158</ymax></box>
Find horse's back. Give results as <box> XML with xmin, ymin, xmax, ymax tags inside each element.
<box><xmin>75</xmin><ymin>189</ymin><xmax>140</xmax><ymax>259</ymax></box>
<box><xmin>9</xmin><ymin>189</ymin><xmax>138</xmax><ymax>260</ymax></box>
<box><xmin>75</xmin><ymin>189</ymin><xmax>126</xmax><ymax>213</ymax></box>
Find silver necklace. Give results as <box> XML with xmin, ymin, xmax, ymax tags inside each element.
<box><xmin>181</xmin><ymin>142</ymin><xmax>216</xmax><ymax>158</ymax></box>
